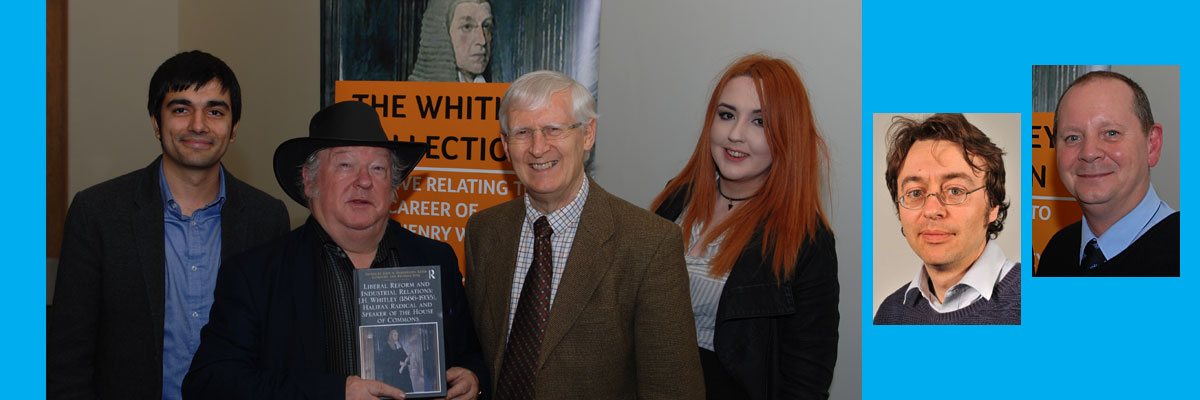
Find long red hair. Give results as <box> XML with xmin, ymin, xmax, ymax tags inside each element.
<box><xmin>651</xmin><ymin>54</ymin><xmax>830</xmax><ymax>281</ymax></box>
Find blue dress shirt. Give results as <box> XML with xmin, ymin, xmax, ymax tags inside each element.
<box><xmin>158</xmin><ymin>163</ymin><xmax>226</xmax><ymax>400</ymax></box>
<box><xmin>1078</xmin><ymin>184</ymin><xmax>1175</xmax><ymax>263</ymax></box>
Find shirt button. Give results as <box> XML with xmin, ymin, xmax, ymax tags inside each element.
<box><xmin>190</xmin><ymin>265</ymin><xmax>197</xmax><ymax>272</ymax></box>
<box><xmin>191</xmin><ymin>221</ymin><xmax>197</xmax><ymax>227</ymax></box>
<box><xmin>192</xmin><ymin>311</ymin><xmax>199</xmax><ymax>318</ymax></box>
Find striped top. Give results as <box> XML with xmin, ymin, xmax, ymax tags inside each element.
<box><xmin>680</xmin><ymin>219</ymin><xmax>729</xmax><ymax>351</ymax></box>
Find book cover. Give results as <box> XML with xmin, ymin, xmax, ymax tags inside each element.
<box><xmin>355</xmin><ymin>265</ymin><xmax>447</xmax><ymax>399</ymax></box>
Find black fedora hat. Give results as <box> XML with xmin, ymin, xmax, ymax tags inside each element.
<box><xmin>273</xmin><ymin>101</ymin><xmax>428</xmax><ymax>206</ymax></box>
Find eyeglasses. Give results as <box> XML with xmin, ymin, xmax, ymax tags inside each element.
<box><xmin>505</xmin><ymin>122</ymin><xmax>583</xmax><ymax>143</ymax></box>
<box><xmin>898</xmin><ymin>185</ymin><xmax>986</xmax><ymax>210</ymax></box>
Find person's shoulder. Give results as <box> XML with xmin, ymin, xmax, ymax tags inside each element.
<box><xmin>70</xmin><ymin>162</ymin><xmax>160</xmax><ymax>216</ymax></box>
<box><xmin>1037</xmin><ymin>220</ymin><xmax>1082</xmax><ymax>276</ymax></box>
<box><xmin>873</xmin><ymin>283</ymin><xmax>914</xmax><ymax>324</ymax></box>
<box><xmin>468</xmin><ymin>196</ymin><xmax>523</xmax><ymax>225</ymax></box>
<box><xmin>1045</xmin><ymin>220</ymin><xmax>1082</xmax><ymax>248</ymax></box>
<box><xmin>223</xmin><ymin>168</ymin><xmax>286</xmax><ymax>207</ymax></box>
<box><xmin>388</xmin><ymin>220</ymin><xmax>455</xmax><ymax>254</ymax></box>
<box><xmin>881</xmin><ymin>282</ymin><xmax>911</xmax><ymax>306</ymax></box>
<box><xmin>1129</xmin><ymin>211</ymin><xmax>1179</xmax><ymax>254</ymax></box>
<box><xmin>806</xmin><ymin>220</ymin><xmax>837</xmax><ymax>250</ymax></box>
<box><xmin>231</xmin><ymin>225</ymin><xmax>306</xmax><ymax>263</ymax></box>
<box><xmin>591</xmin><ymin>183</ymin><xmax>679</xmax><ymax>234</ymax></box>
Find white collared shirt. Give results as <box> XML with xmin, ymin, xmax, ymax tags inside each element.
<box><xmin>506</xmin><ymin>174</ymin><xmax>590</xmax><ymax>335</ymax></box>
<box><xmin>457</xmin><ymin>71</ymin><xmax>487</xmax><ymax>83</ymax></box>
<box><xmin>1078</xmin><ymin>184</ymin><xmax>1175</xmax><ymax>263</ymax></box>
<box><xmin>903</xmin><ymin>241</ymin><xmax>1016</xmax><ymax>313</ymax></box>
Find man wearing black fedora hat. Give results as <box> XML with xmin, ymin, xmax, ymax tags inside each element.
<box><xmin>184</xmin><ymin>101</ymin><xmax>487</xmax><ymax>399</ymax></box>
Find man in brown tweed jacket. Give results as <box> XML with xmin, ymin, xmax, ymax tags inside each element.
<box><xmin>463</xmin><ymin>70</ymin><xmax>703</xmax><ymax>399</ymax></box>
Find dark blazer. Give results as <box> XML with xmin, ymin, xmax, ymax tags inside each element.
<box><xmin>463</xmin><ymin>179</ymin><xmax>705</xmax><ymax>399</ymax></box>
<box><xmin>182</xmin><ymin>218</ymin><xmax>487</xmax><ymax>399</ymax></box>
<box><xmin>655</xmin><ymin>189</ymin><xmax>840</xmax><ymax>400</ymax></box>
<box><xmin>47</xmin><ymin>157</ymin><xmax>290</xmax><ymax>400</ymax></box>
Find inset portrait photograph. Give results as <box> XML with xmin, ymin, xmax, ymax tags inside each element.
<box><xmin>1032</xmin><ymin>66</ymin><xmax>1180</xmax><ymax>277</ymax></box>
<box><xmin>872</xmin><ymin>113</ymin><xmax>1022</xmax><ymax>325</ymax></box>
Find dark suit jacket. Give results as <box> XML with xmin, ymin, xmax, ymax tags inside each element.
<box><xmin>182</xmin><ymin>218</ymin><xmax>487</xmax><ymax>399</ymax></box>
<box><xmin>656</xmin><ymin>189</ymin><xmax>840</xmax><ymax>400</ymax></box>
<box><xmin>47</xmin><ymin>157</ymin><xmax>290</xmax><ymax>400</ymax></box>
<box><xmin>463</xmin><ymin>179</ymin><xmax>705</xmax><ymax>399</ymax></box>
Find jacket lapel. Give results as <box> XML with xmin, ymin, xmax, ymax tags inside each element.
<box><xmin>131</xmin><ymin>158</ymin><xmax>167</xmax><ymax>344</ymax></box>
<box><xmin>537</xmin><ymin>181</ymin><xmax>616</xmax><ymax>368</ymax></box>
<box><xmin>483</xmin><ymin>201</ymin><xmax>524</xmax><ymax>371</ymax></box>
<box><xmin>218</xmin><ymin>166</ymin><xmax>243</xmax><ymax>261</ymax></box>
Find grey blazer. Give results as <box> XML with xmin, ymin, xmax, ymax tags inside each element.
<box><xmin>47</xmin><ymin>157</ymin><xmax>290</xmax><ymax>400</ymax></box>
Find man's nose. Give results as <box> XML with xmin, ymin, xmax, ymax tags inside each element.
<box><xmin>527</xmin><ymin>130</ymin><xmax>550</xmax><ymax>156</ymax></box>
<box><xmin>1078</xmin><ymin>135</ymin><xmax>1103</xmax><ymax>162</ymax></box>
<box><xmin>188</xmin><ymin>112</ymin><xmax>208</xmax><ymax>134</ymax></box>
<box><xmin>471</xmin><ymin>25</ymin><xmax>487</xmax><ymax>47</ymax></box>
<box><xmin>355</xmin><ymin>167</ymin><xmax>373</xmax><ymax>188</ymax></box>
<box><xmin>921</xmin><ymin>193</ymin><xmax>947</xmax><ymax>219</ymax></box>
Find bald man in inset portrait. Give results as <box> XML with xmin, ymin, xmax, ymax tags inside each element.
<box><xmin>1036</xmin><ymin>71</ymin><xmax>1180</xmax><ymax>277</ymax></box>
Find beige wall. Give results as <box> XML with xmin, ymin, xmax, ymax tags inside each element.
<box><xmin>67</xmin><ymin>0</ymin><xmax>318</xmax><ymax>227</ymax></box>
<box><xmin>178</xmin><ymin>0</ymin><xmax>320</xmax><ymax>226</ymax></box>
<box><xmin>68</xmin><ymin>0</ymin><xmax>178</xmax><ymax>196</ymax></box>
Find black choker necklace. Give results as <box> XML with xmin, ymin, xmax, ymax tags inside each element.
<box><xmin>717</xmin><ymin>179</ymin><xmax>756</xmax><ymax>210</ymax></box>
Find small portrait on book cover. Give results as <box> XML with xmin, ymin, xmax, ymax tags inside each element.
<box><xmin>360</xmin><ymin>323</ymin><xmax>443</xmax><ymax>394</ymax></box>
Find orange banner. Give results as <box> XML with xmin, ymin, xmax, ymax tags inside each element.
<box><xmin>336</xmin><ymin>81</ymin><xmax>519</xmax><ymax>274</ymax></box>
<box><xmin>1031</xmin><ymin>112</ymin><xmax>1082</xmax><ymax>270</ymax></box>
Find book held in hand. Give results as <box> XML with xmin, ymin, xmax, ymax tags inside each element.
<box><xmin>356</xmin><ymin>265</ymin><xmax>447</xmax><ymax>398</ymax></box>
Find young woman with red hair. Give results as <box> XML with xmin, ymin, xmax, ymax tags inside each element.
<box><xmin>651</xmin><ymin>54</ymin><xmax>839</xmax><ymax>399</ymax></box>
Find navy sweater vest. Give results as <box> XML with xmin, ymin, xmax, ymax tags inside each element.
<box><xmin>874</xmin><ymin>264</ymin><xmax>1021</xmax><ymax>325</ymax></box>
<box><xmin>1036</xmin><ymin>212</ymin><xmax>1179</xmax><ymax>277</ymax></box>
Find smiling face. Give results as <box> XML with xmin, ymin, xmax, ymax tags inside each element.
<box><xmin>152</xmin><ymin>79</ymin><xmax>237</xmax><ymax>174</ymax></box>
<box><xmin>449</xmin><ymin>1</ymin><xmax>493</xmax><ymax>76</ymax></box>
<box><xmin>1056</xmin><ymin>77</ymin><xmax>1162</xmax><ymax>221</ymax></box>
<box><xmin>502</xmin><ymin>90</ymin><xmax>595</xmax><ymax>214</ymax></box>
<box><xmin>710</xmin><ymin>76</ymin><xmax>773</xmax><ymax>194</ymax></box>
<box><xmin>897</xmin><ymin>140</ymin><xmax>999</xmax><ymax>272</ymax></box>
<box><xmin>305</xmin><ymin>146</ymin><xmax>394</xmax><ymax>236</ymax></box>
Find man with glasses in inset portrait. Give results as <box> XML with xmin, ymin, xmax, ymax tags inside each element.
<box><xmin>874</xmin><ymin>113</ymin><xmax>1021</xmax><ymax>325</ymax></box>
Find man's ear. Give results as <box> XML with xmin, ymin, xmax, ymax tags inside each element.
<box><xmin>499</xmin><ymin>130</ymin><xmax>511</xmax><ymax>157</ymax></box>
<box><xmin>1147</xmin><ymin>123</ymin><xmax>1163</xmax><ymax>167</ymax></box>
<box><xmin>151</xmin><ymin>116</ymin><xmax>161</xmax><ymax>140</ymax></box>
<box><xmin>581</xmin><ymin>117</ymin><xmax>596</xmax><ymax>151</ymax></box>
<box><xmin>302</xmin><ymin>165</ymin><xmax>314</xmax><ymax>198</ymax></box>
